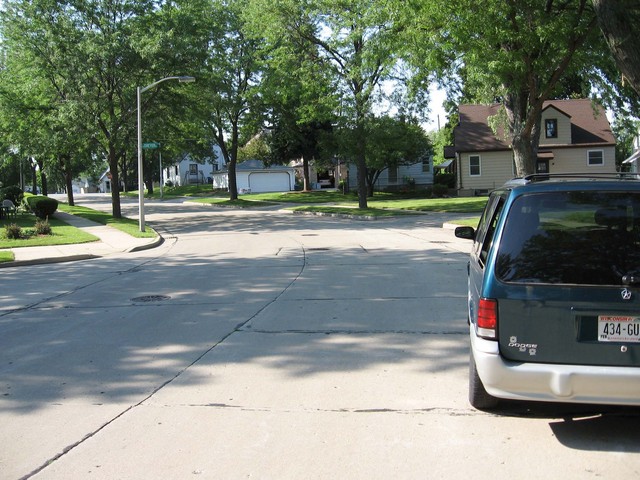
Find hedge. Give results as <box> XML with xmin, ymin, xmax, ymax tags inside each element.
<box><xmin>25</xmin><ymin>195</ymin><xmax>58</xmax><ymax>219</ymax></box>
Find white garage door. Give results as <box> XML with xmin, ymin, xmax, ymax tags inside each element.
<box><xmin>247</xmin><ymin>172</ymin><xmax>291</xmax><ymax>193</ymax></box>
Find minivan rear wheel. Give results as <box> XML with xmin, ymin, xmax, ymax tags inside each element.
<box><xmin>469</xmin><ymin>352</ymin><xmax>499</xmax><ymax>410</ymax></box>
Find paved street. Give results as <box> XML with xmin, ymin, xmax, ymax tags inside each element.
<box><xmin>1</xmin><ymin>196</ymin><xmax>640</xmax><ymax>479</ymax></box>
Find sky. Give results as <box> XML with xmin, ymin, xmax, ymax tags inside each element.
<box><xmin>425</xmin><ymin>85</ymin><xmax>448</xmax><ymax>132</ymax></box>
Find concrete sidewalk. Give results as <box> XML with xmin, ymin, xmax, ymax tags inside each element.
<box><xmin>0</xmin><ymin>211</ymin><xmax>162</xmax><ymax>268</ymax></box>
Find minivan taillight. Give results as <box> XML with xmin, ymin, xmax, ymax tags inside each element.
<box><xmin>477</xmin><ymin>298</ymin><xmax>497</xmax><ymax>339</ymax></box>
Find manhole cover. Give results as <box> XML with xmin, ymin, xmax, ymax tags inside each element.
<box><xmin>131</xmin><ymin>295</ymin><xmax>171</xmax><ymax>303</ymax></box>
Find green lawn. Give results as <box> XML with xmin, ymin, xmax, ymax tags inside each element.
<box><xmin>190</xmin><ymin>197</ymin><xmax>276</xmax><ymax>208</ymax></box>
<box><xmin>0</xmin><ymin>250</ymin><xmax>15</xmax><ymax>262</ymax></box>
<box><xmin>364</xmin><ymin>196</ymin><xmax>488</xmax><ymax>213</ymax></box>
<box><xmin>246</xmin><ymin>190</ymin><xmax>358</xmax><ymax>204</ymax></box>
<box><xmin>0</xmin><ymin>213</ymin><xmax>99</xmax><ymax>249</ymax></box>
<box><xmin>123</xmin><ymin>184</ymin><xmax>221</xmax><ymax>199</ymax></box>
<box><xmin>57</xmin><ymin>204</ymin><xmax>156</xmax><ymax>238</ymax></box>
<box><xmin>245</xmin><ymin>190</ymin><xmax>489</xmax><ymax>213</ymax></box>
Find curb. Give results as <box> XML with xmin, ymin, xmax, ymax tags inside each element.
<box><xmin>0</xmin><ymin>232</ymin><xmax>164</xmax><ymax>268</ymax></box>
<box><xmin>0</xmin><ymin>254</ymin><xmax>100</xmax><ymax>268</ymax></box>
<box><xmin>127</xmin><ymin>233</ymin><xmax>164</xmax><ymax>253</ymax></box>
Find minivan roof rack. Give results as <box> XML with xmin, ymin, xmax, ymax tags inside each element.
<box><xmin>511</xmin><ymin>173</ymin><xmax>640</xmax><ymax>184</ymax></box>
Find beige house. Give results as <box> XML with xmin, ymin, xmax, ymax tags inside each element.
<box><xmin>452</xmin><ymin>99</ymin><xmax>617</xmax><ymax>195</ymax></box>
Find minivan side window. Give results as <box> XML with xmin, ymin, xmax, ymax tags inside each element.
<box><xmin>473</xmin><ymin>193</ymin><xmax>506</xmax><ymax>267</ymax></box>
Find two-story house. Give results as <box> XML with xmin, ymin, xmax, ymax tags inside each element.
<box><xmin>452</xmin><ymin>99</ymin><xmax>617</xmax><ymax>195</ymax></box>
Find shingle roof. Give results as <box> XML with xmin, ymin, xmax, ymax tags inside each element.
<box><xmin>455</xmin><ymin>99</ymin><xmax>615</xmax><ymax>153</ymax></box>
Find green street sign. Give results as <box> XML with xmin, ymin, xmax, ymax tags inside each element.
<box><xmin>142</xmin><ymin>142</ymin><xmax>160</xmax><ymax>149</ymax></box>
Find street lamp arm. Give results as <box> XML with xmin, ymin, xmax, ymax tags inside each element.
<box><xmin>140</xmin><ymin>76</ymin><xmax>195</xmax><ymax>94</ymax></box>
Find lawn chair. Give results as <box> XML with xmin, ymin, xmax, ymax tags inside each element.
<box><xmin>2</xmin><ymin>199</ymin><xmax>17</xmax><ymax>219</ymax></box>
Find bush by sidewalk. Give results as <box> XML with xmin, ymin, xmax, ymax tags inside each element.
<box><xmin>25</xmin><ymin>195</ymin><xmax>58</xmax><ymax>219</ymax></box>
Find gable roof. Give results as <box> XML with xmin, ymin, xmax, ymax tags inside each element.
<box><xmin>455</xmin><ymin>99</ymin><xmax>615</xmax><ymax>153</ymax></box>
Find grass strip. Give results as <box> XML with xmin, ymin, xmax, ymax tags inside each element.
<box><xmin>0</xmin><ymin>214</ymin><xmax>99</xmax><ymax>249</ymax></box>
<box><xmin>57</xmin><ymin>204</ymin><xmax>156</xmax><ymax>238</ymax></box>
<box><xmin>190</xmin><ymin>197</ymin><xmax>275</xmax><ymax>208</ymax></box>
<box><xmin>0</xmin><ymin>250</ymin><xmax>15</xmax><ymax>263</ymax></box>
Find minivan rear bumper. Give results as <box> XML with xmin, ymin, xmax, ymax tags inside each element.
<box><xmin>472</xmin><ymin>331</ymin><xmax>640</xmax><ymax>405</ymax></box>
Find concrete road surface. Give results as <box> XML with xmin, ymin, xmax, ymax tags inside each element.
<box><xmin>1</xmin><ymin>195</ymin><xmax>639</xmax><ymax>479</ymax></box>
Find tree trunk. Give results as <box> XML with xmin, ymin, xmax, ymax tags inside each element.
<box><xmin>36</xmin><ymin>158</ymin><xmax>48</xmax><ymax>196</ymax></box>
<box><xmin>302</xmin><ymin>155</ymin><xmax>311</xmax><ymax>191</ymax></box>
<box><xmin>228</xmin><ymin>122</ymin><xmax>240</xmax><ymax>200</ymax></box>
<box><xmin>30</xmin><ymin>160</ymin><xmax>38</xmax><ymax>194</ymax></box>
<box><xmin>355</xmin><ymin>115</ymin><xmax>368</xmax><ymax>208</ymax></box>
<box><xmin>593</xmin><ymin>0</ymin><xmax>640</xmax><ymax>95</ymax></box>
<box><xmin>504</xmin><ymin>92</ymin><xmax>543</xmax><ymax>176</ymax></box>
<box><xmin>120</xmin><ymin>154</ymin><xmax>129</xmax><ymax>193</ymax></box>
<box><xmin>366</xmin><ymin>169</ymin><xmax>383</xmax><ymax>197</ymax></box>
<box><xmin>108</xmin><ymin>145</ymin><xmax>121</xmax><ymax>218</ymax></box>
<box><xmin>60</xmin><ymin>154</ymin><xmax>75</xmax><ymax>206</ymax></box>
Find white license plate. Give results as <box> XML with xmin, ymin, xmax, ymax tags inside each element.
<box><xmin>598</xmin><ymin>315</ymin><xmax>640</xmax><ymax>342</ymax></box>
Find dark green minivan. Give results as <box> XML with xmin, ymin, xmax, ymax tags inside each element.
<box><xmin>455</xmin><ymin>174</ymin><xmax>640</xmax><ymax>409</ymax></box>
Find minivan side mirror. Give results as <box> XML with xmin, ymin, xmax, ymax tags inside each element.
<box><xmin>455</xmin><ymin>226</ymin><xmax>476</xmax><ymax>240</ymax></box>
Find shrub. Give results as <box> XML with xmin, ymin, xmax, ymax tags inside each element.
<box><xmin>25</xmin><ymin>195</ymin><xmax>58</xmax><ymax>219</ymax></box>
<box><xmin>0</xmin><ymin>185</ymin><xmax>24</xmax><ymax>205</ymax></box>
<box><xmin>432</xmin><ymin>183</ymin><xmax>450</xmax><ymax>198</ymax></box>
<box><xmin>435</xmin><ymin>172</ymin><xmax>456</xmax><ymax>188</ymax></box>
<box><xmin>4</xmin><ymin>223</ymin><xmax>22</xmax><ymax>240</ymax></box>
<box><xmin>35</xmin><ymin>218</ymin><xmax>52</xmax><ymax>235</ymax></box>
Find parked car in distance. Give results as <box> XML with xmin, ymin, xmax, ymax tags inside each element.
<box><xmin>455</xmin><ymin>173</ymin><xmax>640</xmax><ymax>410</ymax></box>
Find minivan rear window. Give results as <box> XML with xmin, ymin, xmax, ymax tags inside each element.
<box><xmin>496</xmin><ymin>191</ymin><xmax>640</xmax><ymax>285</ymax></box>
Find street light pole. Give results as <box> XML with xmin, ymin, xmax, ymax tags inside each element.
<box><xmin>137</xmin><ymin>75</ymin><xmax>195</xmax><ymax>232</ymax></box>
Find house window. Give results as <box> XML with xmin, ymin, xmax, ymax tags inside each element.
<box><xmin>469</xmin><ymin>155</ymin><xmax>481</xmax><ymax>176</ymax></box>
<box><xmin>189</xmin><ymin>163</ymin><xmax>198</xmax><ymax>174</ymax></box>
<box><xmin>388</xmin><ymin>166</ymin><xmax>398</xmax><ymax>183</ymax></box>
<box><xmin>588</xmin><ymin>150</ymin><xmax>604</xmax><ymax>166</ymax></box>
<box><xmin>545</xmin><ymin>119</ymin><xmax>558</xmax><ymax>138</ymax></box>
<box><xmin>422</xmin><ymin>156</ymin><xmax>430</xmax><ymax>173</ymax></box>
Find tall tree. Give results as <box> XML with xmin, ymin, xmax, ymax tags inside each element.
<box><xmin>192</xmin><ymin>0</ymin><xmax>265</xmax><ymax>201</ymax></box>
<box><xmin>244</xmin><ymin>8</ymin><xmax>338</xmax><ymax>191</ymax></box>
<box><xmin>1</xmin><ymin>0</ymin><xmax>201</xmax><ymax>214</ymax></box>
<box><xmin>250</xmin><ymin>0</ymin><xmax>404</xmax><ymax>208</ymax></box>
<box><xmin>409</xmin><ymin>0</ymin><xmax>603</xmax><ymax>176</ymax></box>
<box><xmin>593</xmin><ymin>0</ymin><xmax>640</xmax><ymax>95</ymax></box>
<box><xmin>338</xmin><ymin>115</ymin><xmax>431</xmax><ymax>197</ymax></box>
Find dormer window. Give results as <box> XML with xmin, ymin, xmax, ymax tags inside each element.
<box><xmin>545</xmin><ymin>119</ymin><xmax>558</xmax><ymax>139</ymax></box>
